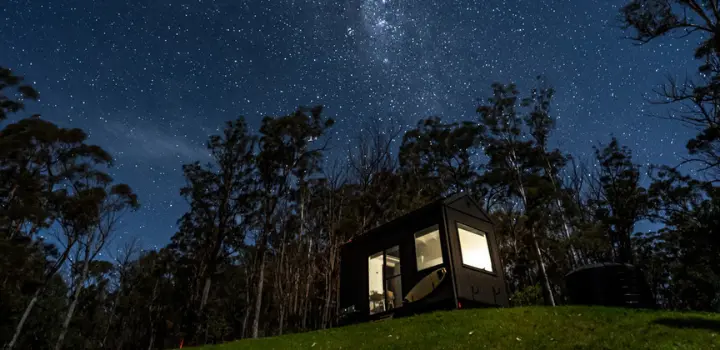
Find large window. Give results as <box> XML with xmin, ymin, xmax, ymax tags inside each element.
<box><xmin>457</xmin><ymin>223</ymin><xmax>493</xmax><ymax>272</ymax></box>
<box><xmin>414</xmin><ymin>226</ymin><xmax>443</xmax><ymax>271</ymax></box>
<box><xmin>384</xmin><ymin>246</ymin><xmax>402</xmax><ymax>311</ymax></box>
<box><xmin>368</xmin><ymin>246</ymin><xmax>402</xmax><ymax>315</ymax></box>
<box><xmin>368</xmin><ymin>253</ymin><xmax>384</xmax><ymax>314</ymax></box>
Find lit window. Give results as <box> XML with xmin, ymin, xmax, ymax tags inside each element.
<box><xmin>368</xmin><ymin>252</ymin><xmax>384</xmax><ymax>314</ymax></box>
<box><xmin>384</xmin><ymin>246</ymin><xmax>402</xmax><ymax>311</ymax></box>
<box><xmin>368</xmin><ymin>246</ymin><xmax>402</xmax><ymax>315</ymax></box>
<box><xmin>414</xmin><ymin>227</ymin><xmax>443</xmax><ymax>271</ymax></box>
<box><xmin>457</xmin><ymin>223</ymin><xmax>493</xmax><ymax>272</ymax></box>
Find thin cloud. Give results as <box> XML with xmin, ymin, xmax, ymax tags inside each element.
<box><xmin>101</xmin><ymin>120</ymin><xmax>211</xmax><ymax>162</ymax></box>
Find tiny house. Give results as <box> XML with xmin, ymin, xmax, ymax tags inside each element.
<box><xmin>338</xmin><ymin>193</ymin><xmax>508</xmax><ymax>325</ymax></box>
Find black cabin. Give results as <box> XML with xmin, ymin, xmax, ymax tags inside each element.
<box><xmin>338</xmin><ymin>193</ymin><xmax>508</xmax><ymax>325</ymax></box>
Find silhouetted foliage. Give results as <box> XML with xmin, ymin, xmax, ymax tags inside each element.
<box><xmin>0</xmin><ymin>66</ymin><xmax>38</xmax><ymax>122</ymax></box>
<box><xmin>1</xmin><ymin>43</ymin><xmax>719</xmax><ymax>350</ymax></box>
<box><xmin>591</xmin><ymin>137</ymin><xmax>648</xmax><ymax>264</ymax></box>
<box><xmin>621</xmin><ymin>0</ymin><xmax>720</xmax><ymax>179</ymax></box>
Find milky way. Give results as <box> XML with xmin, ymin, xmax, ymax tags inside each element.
<box><xmin>1</xmin><ymin>0</ymin><xmax>698</xmax><ymax>249</ymax></box>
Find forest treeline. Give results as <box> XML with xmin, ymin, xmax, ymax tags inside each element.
<box><xmin>2</xmin><ymin>2</ymin><xmax>720</xmax><ymax>349</ymax></box>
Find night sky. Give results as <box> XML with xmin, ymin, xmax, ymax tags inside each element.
<box><xmin>1</xmin><ymin>0</ymin><xmax>698</xmax><ymax>250</ymax></box>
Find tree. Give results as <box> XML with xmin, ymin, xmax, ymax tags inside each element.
<box><xmin>119</xmin><ymin>249</ymin><xmax>177</xmax><ymax>349</ymax></box>
<box><xmin>99</xmin><ymin>238</ymin><xmax>142</xmax><ymax>348</ymax></box>
<box><xmin>634</xmin><ymin>166</ymin><xmax>720</xmax><ymax>311</ymax></box>
<box><xmin>0</xmin><ymin>67</ymin><xmax>38</xmax><ymax>122</ymax></box>
<box><xmin>250</xmin><ymin>105</ymin><xmax>333</xmax><ymax>338</ymax></box>
<box><xmin>169</xmin><ymin>117</ymin><xmax>255</xmax><ymax>344</ymax></box>
<box><xmin>399</xmin><ymin>117</ymin><xmax>484</xmax><ymax>198</ymax></box>
<box><xmin>7</xmin><ymin>46</ymin><xmax>720</xmax><ymax>346</ymax></box>
<box><xmin>63</xmin><ymin>259</ymin><xmax>114</xmax><ymax>348</ymax></box>
<box><xmin>621</xmin><ymin>0</ymin><xmax>720</xmax><ymax>179</ymax></box>
<box><xmin>344</xmin><ymin>118</ymin><xmax>407</xmax><ymax>232</ymax></box>
<box><xmin>54</xmin><ymin>177</ymin><xmax>139</xmax><ymax>350</ymax></box>
<box><xmin>312</xmin><ymin>169</ymin><xmax>348</xmax><ymax>329</ymax></box>
<box><xmin>0</xmin><ymin>235</ymin><xmax>66</xmax><ymax>349</ymax></box>
<box><xmin>523</xmin><ymin>82</ymin><xmax>583</xmax><ymax>268</ymax></box>
<box><xmin>1</xmin><ymin>117</ymin><xmax>120</xmax><ymax>350</ymax></box>
<box><xmin>590</xmin><ymin>137</ymin><xmax>648</xmax><ymax>264</ymax></box>
<box><xmin>476</xmin><ymin>82</ymin><xmax>572</xmax><ymax>306</ymax></box>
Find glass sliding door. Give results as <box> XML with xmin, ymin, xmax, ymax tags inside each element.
<box><xmin>368</xmin><ymin>245</ymin><xmax>402</xmax><ymax>315</ymax></box>
<box><xmin>384</xmin><ymin>246</ymin><xmax>402</xmax><ymax>310</ymax></box>
<box><xmin>368</xmin><ymin>252</ymin><xmax>384</xmax><ymax>314</ymax></box>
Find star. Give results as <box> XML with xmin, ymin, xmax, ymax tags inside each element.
<box><xmin>0</xmin><ymin>0</ymin><xmax>691</xmax><ymax>248</ymax></box>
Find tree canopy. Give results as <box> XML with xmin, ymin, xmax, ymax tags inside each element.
<box><xmin>2</xmin><ymin>5</ymin><xmax>720</xmax><ymax>346</ymax></box>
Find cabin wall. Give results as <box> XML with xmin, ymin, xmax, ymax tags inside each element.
<box><xmin>339</xmin><ymin>245</ymin><xmax>361</xmax><ymax>310</ymax></box>
<box><xmin>443</xmin><ymin>207</ymin><xmax>509</xmax><ymax>307</ymax></box>
<box><xmin>339</xmin><ymin>194</ymin><xmax>510</xmax><ymax>324</ymax></box>
<box><xmin>339</xmin><ymin>203</ymin><xmax>452</xmax><ymax>319</ymax></box>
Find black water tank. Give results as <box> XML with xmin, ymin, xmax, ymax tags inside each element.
<box><xmin>565</xmin><ymin>263</ymin><xmax>655</xmax><ymax>309</ymax></box>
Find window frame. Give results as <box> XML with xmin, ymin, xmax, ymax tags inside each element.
<box><xmin>368</xmin><ymin>245</ymin><xmax>402</xmax><ymax>315</ymax></box>
<box><xmin>368</xmin><ymin>252</ymin><xmax>385</xmax><ymax>315</ymax></box>
<box><xmin>413</xmin><ymin>225</ymin><xmax>444</xmax><ymax>272</ymax></box>
<box><xmin>455</xmin><ymin>222</ymin><xmax>496</xmax><ymax>275</ymax></box>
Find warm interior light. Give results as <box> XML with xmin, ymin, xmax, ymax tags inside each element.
<box><xmin>458</xmin><ymin>224</ymin><xmax>493</xmax><ymax>272</ymax></box>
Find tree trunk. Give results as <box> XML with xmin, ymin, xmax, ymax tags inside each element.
<box><xmin>508</xmin><ymin>150</ymin><xmax>556</xmax><ymax>307</ymax></box>
<box><xmin>540</xmin><ymin>154</ymin><xmax>581</xmax><ymax>268</ymax></box>
<box><xmin>333</xmin><ymin>268</ymin><xmax>341</xmax><ymax>328</ymax></box>
<box><xmin>195</xmin><ymin>276</ymin><xmax>212</xmax><ymax>344</ymax></box>
<box><xmin>100</xmin><ymin>298</ymin><xmax>117</xmax><ymax>348</ymax></box>
<box><xmin>241</xmin><ymin>269</ymin><xmax>252</xmax><ymax>339</ymax></box>
<box><xmin>532</xmin><ymin>234</ymin><xmax>556</xmax><ymax>306</ymax></box>
<box><xmin>241</xmin><ymin>304</ymin><xmax>250</xmax><ymax>339</ymax></box>
<box><xmin>292</xmin><ymin>268</ymin><xmax>300</xmax><ymax>316</ymax></box>
<box><xmin>619</xmin><ymin>230</ymin><xmax>634</xmax><ymax>265</ymax></box>
<box><xmin>6</xmin><ymin>288</ymin><xmax>40</xmax><ymax>349</ymax></box>
<box><xmin>55</xmin><ymin>255</ymin><xmax>91</xmax><ymax>350</ymax></box>
<box><xmin>292</xmin><ymin>195</ymin><xmax>305</xmax><ymax>327</ymax></box>
<box><xmin>8</xmin><ymin>235</ymin><xmax>78</xmax><ymax>348</ymax></box>
<box><xmin>321</xmin><ymin>273</ymin><xmax>331</xmax><ymax>329</ymax></box>
<box><xmin>321</xmin><ymin>242</ymin><xmax>335</xmax><ymax>329</ymax></box>
<box><xmin>301</xmin><ymin>238</ymin><xmax>313</xmax><ymax>330</ymax></box>
<box><xmin>147</xmin><ymin>332</ymin><xmax>155</xmax><ymax>350</ymax></box>
<box><xmin>278</xmin><ymin>304</ymin><xmax>285</xmax><ymax>336</ymax></box>
<box><xmin>273</xmin><ymin>224</ymin><xmax>289</xmax><ymax>335</ymax></box>
<box><xmin>555</xmin><ymin>196</ymin><xmax>581</xmax><ymax>265</ymax></box>
<box><xmin>251</xmin><ymin>251</ymin><xmax>266</xmax><ymax>339</ymax></box>
<box><xmin>300</xmin><ymin>291</ymin><xmax>308</xmax><ymax>330</ymax></box>
<box><xmin>146</xmin><ymin>279</ymin><xmax>159</xmax><ymax>350</ymax></box>
<box><xmin>101</xmin><ymin>273</ymin><xmax>126</xmax><ymax>349</ymax></box>
<box><xmin>200</xmin><ymin>276</ymin><xmax>212</xmax><ymax>312</ymax></box>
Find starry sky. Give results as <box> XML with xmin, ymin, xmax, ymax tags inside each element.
<box><xmin>1</xmin><ymin>0</ymin><xmax>700</xmax><ymax>250</ymax></box>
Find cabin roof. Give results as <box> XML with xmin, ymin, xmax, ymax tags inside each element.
<box><xmin>341</xmin><ymin>191</ymin><xmax>489</xmax><ymax>249</ymax></box>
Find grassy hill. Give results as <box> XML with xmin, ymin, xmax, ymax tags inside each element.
<box><xmin>193</xmin><ymin>306</ymin><xmax>720</xmax><ymax>349</ymax></box>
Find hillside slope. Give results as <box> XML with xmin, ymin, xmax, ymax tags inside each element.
<box><xmin>193</xmin><ymin>306</ymin><xmax>720</xmax><ymax>349</ymax></box>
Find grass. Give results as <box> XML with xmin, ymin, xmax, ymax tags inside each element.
<box><xmin>192</xmin><ymin>306</ymin><xmax>720</xmax><ymax>349</ymax></box>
